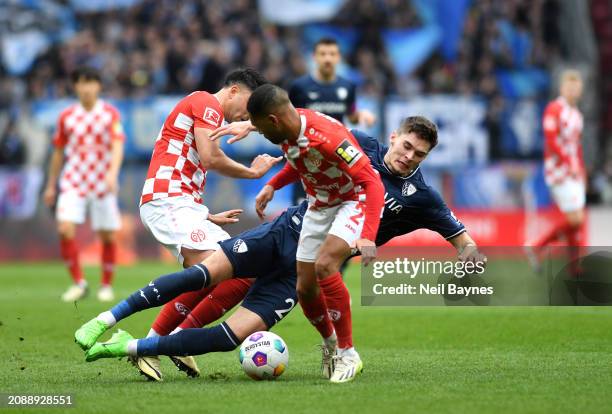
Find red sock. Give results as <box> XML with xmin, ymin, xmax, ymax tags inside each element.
<box><xmin>565</xmin><ymin>224</ymin><xmax>584</xmax><ymax>277</ymax></box>
<box><xmin>319</xmin><ymin>272</ymin><xmax>352</xmax><ymax>348</ymax></box>
<box><xmin>299</xmin><ymin>289</ymin><xmax>335</xmax><ymax>340</ymax></box>
<box><xmin>60</xmin><ymin>238</ymin><xmax>84</xmax><ymax>284</ymax></box>
<box><xmin>151</xmin><ymin>289</ymin><xmax>211</xmax><ymax>335</ymax></box>
<box><xmin>101</xmin><ymin>241</ymin><xmax>117</xmax><ymax>286</ymax></box>
<box><xmin>533</xmin><ymin>221</ymin><xmax>565</xmax><ymax>250</ymax></box>
<box><xmin>179</xmin><ymin>278</ymin><xmax>253</xmax><ymax>329</ymax></box>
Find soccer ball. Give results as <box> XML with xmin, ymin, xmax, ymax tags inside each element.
<box><xmin>238</xmin><ymin>331</ymin><xmax>289</xmax><ymax>380</ymax></box>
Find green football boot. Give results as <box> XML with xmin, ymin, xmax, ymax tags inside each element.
<box><xmin>85</xmin><ymin>330</ymin><xmax>134</xmax><ymax>362</ymax></box>
<box><xmin>75</xmin><ymin>318</ymin><xmax>109</xmax><ymax>350</ymax></box>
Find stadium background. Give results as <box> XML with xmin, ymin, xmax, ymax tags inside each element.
<box><xmin>0</xmin><ymin>0</ymin><xmax>611</xmax><ymax>258</ymax></box>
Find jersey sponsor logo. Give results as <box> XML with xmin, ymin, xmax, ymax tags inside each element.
<box><xmin>191</xmin><ymin>229</ymin><xmax>206</xmax><ymax>242</ymax></box>
<box><xmin>337</xmin><ymin>87</ymin><xmax>348</xmax><ymax>100</ymax></box>
<box><xmin>308</xmin><ymin>91</ymin><xmax>319</xmax><ymax>100</ymax></box>
<box><xmin>174</xmin><ymin>302</ymin><xmax>191</xmax><ymax>316</ymax></box>
<box><xmin>233</xmin><ymin>239</ymin><xmax>248</xmax><ymax>253</ymax></box>
<box><xmin>335</xmin><ymin>140</ymin><xmax>362</xmax><ymax>167</ymax></box>
<box><xmin>203</xmin><ymin>107</ymin><xmax>221</xmax><ymax>125</ymax></box>
<box><xmin>402</xmin><ymin>182</ymin><xmax>417</xmax><ymax>197</ymax></box>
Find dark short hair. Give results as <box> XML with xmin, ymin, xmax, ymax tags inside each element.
<box><xmin>223</xmin><ymin>68</ymin><xmax>268</xmax><ymax>92</ymax></box>
<box><xmin>71</xmin><ymin>66</ymin><xmax>101</xmax><ymax>83</ymax></box>
<box><xmin>314</xmin><ymin>37</ymin><xmax>339</xmax><ymax>51</ymax></box>
<box><xmin>247</xmin><ymin>84</ymin><xmax>290</xmax><ymax>119</ymax></box>
<box><xmin>397</xmin><ymin>116</ymin><xmax>438</xmax><ymax>150</ymax></box>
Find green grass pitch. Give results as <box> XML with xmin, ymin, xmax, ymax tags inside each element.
<box><xmin>1</xmin><ymin>262</ymin><xmax>612</xmax><ymax>413</ymax></box>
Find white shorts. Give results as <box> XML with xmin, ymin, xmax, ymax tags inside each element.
<box><xmin>549</xmin><ymin>179</ymin><xmax>586</xmax><ymax>213</ymax></box>
<box><xmin>296</xmin><ymin>200</ymin><xmax>365</xmax><ymax>263</ymax></box>
<box><xmin>56</xmin><ymin>191</ymin><xmax>121</xmax><ymax>231</ymax></box>
<box><xmin>139</xmin><ymin>196</ymin><xmax>230</xmax><ymax>264</ymax></box>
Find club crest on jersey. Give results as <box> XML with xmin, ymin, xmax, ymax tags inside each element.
<box><xmin>203</xmin><ymin>107</ymin><xmax>221</xmax><ymax>125</ymax></box>
<box><xmin>337</xmin><ymin>87</ymin><xmax>348</xmax><ymax>100</ymax></box>
<box><xmin>308</xmin><ymin>91</ymin><xmax>319</xmax><ymax>100</ymax></box>
<box><xmin>402</xmin><ymin>182</ymin><xmax>417</xmax><ymax>197</ymax></box>
<box><xmin>232</xmin><ymin>239</ymin><xmax>248</xmax><ymax>253</ymax></box>
<box><xmin>335</xmin><ymin>140</ymin><xmax>362</xmax><ymax>167</ymax></box>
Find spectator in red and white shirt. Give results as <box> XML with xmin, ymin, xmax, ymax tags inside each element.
<box><xmin>43</xmin><ymin>67</ymin><xmax>125</xmax><ymax>303</ymax></box>
<box><xmin>527</xmin><ymin>70</ymin><xmax>586</xmax><ymax>274</ymax></box>
<box><xmin>139</xmin><ymin>68</ymin><xmax>281</xmax><ymax>271</ymax></box>
<box><xmin>213</xmin><ymin>84</ymin><xmax>385</xmax><ymax>383</ymax></box>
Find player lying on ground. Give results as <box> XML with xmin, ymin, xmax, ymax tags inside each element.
<box><xmin>75</xmin><ymin>117</ymin><xmax>486</xmax><ymax>383</ymax></box>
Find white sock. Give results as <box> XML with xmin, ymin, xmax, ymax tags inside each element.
<box><xmin>96</xmin><ymin>311</ymin><xmax>116</xmax><ymax>327</ymax></box>
<box><xmin>324</xmin><ymin>331</ymin><xmax>337</xmax><ymax>349</ymax></box>
<box><xmin>146</xmin><ymin>328</ymin><xmax>160</xmax><ymax>338</ymax></box>
<box><xmin>338</xmin><ymin>347</ymin><xmax>358</xmax><ymax>357</ymax></box>
<box><xmin>127</xmin><ymin>339</ymin><xmax>138</xmax><ymax>357</ymax></box>
<box><xmin>170</xmin><ymin>327</ymin><xmax>183</xmax><ymax>335</ymax></box>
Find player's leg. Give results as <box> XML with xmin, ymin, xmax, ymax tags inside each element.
<box><xmin>56</xmin><ymin>191</ymin><xmax>88</xmax><ymax>301</ymax></box>
<box><xmin>295</xmin><ymin>206</ymin><xmax>336</xmax><ymax>343</ymax></box>
<box><xmin>87</xmin><ymin>275</ymin><xmax>295</xmax><ymax>363</ymax></box>
<box><xmin>563</xmin><ymin>208</ymin><xmax>586</xmax><ymax>277</ymax></box>
<box><xmin>317</xmin><ymin>200</ymin><xmax>365</xmax><ymax>383</ymax></box>
<box><xmin>74</xmin><ymin>248</ymin><xmax>234</xmax><ymax>350</ymax></box>
<box><xmin>134</xmin><ymin>279</ymin><xmax>249</xmax><ymax>380</ymax></box>
<box><xmin>91</xmin><ymin>192</ymin><xmax>122</xmax><ymax>301</ymax></box>
<box><xmin>96</xmin><ymin>230</ymin><xmax>117</xmax><ymax>301</ymax></box>
<box><xmin>177</xmin><ymin>278</ymin><xmax>253</xmax><ymax>330</ymax></box>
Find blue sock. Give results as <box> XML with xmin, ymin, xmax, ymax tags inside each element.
<box><xmin>110</xmin><ymin>264</ymin><xmax>210</xmax><ymax>322</ymax></box>
<box><xmin>136</xmin><ymin>322</ymin><xmax>239</xmax><ymax>357</ymax></box>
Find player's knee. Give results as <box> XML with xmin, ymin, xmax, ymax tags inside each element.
<box><xmin>57</xmin><ymin>222</ymin><xmax>75</xmax><ymax>239</ymax></box>
<box><xmin>314</xmin><ymin>256</ymin><xmax>338</xmax><ymax>280</ymax></box>
<box><xmin>296</xmin><ymin>283</ymin><xmax>318</xmax><ymax>302</ymax></box>
<box><xmin>98</xmin><ymin>231</ymin><xmax>115</xmax><ymax>244</ymax></box>
<box><xmin>566</xmin><ymin>212</ymin><xmax>584</xmax><ymax>229</ymax></box>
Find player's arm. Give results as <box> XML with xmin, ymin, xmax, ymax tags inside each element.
<box><xmin>106</xmin><ymin>115</ymin><xmax>125</xmax><ymax>193</ymax></box>
<box><xmin>255</xmin><ymin>162</ymin><xmax>300</xmax><ymax>220</ymax></box>
<box><xmin>345</xmin><ymin>84</ymin><xmax>376</xmax><ymax>127</ymax></box>
<box><xmin>328</xmin><ymin>138</ymin><xmax>385</xmax><ymax>264</ymax></box>
<box><xmin>208</xmin><ymin>121</ymin><xmax>257</xmax><ymax>144</ymax></box>
<box><xmin>448</xmin><ymin>231</ymin><xmax>487</xmax><ymax>266</ymax></box>
<box><xmin>195</xmin><ymin>127</ymin><xmax>281</xmax><ymax>178</ymax></box>
<box><xmin>44</xmin><ymin>114</ymin><xmax>67</xmax><ymax>207</ymax></box>
<box><xmin>543</xmin><ymin>104</ymin><xmax>573</xmax><ymax>172</ymax></box>
<box><xmin>43</xmin><ymin>147</ymin><xmax>64</xmax><ymax>207</ymax></box>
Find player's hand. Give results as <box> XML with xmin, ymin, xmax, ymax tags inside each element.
<box><xmin>357</xmin><ymin>109</ymin><xmax>377</xmax><ymax>127</ymax></box>
<box><xmin>208</xmin><ymin>209</ymin><xmax>243</xmax><ymax>226</ymax></box>
<box><xmin>458</xmin><ymin>244</ymin><xmax>488</xmax><ymax>268</ymax></box>
<box><xmin>255</xmin><ymin>185</ymin><xmax>275</xmax><ymax>220</ymax></box>
<box><xmin>356</xmin><ymin>238</ymin><xmax>377</xmax><ymax>267</ymax></box>
<box><xmin>105</xmin><ymin>174</ymin><xmax>119</xmax><ymax>194</ymax></box>
<box><xmin>250</xmin><ymin>154</ymin><xmax>283</xmax><ymax>179</ymax></box>
<box><xmin>43</xmin><ymin>185</ymin><xmax>56</xmax><ymax>207</ymax></box>
<box><xmin>209</xmin><ymin>121</ymin><xmax>255</xmax><ymax>143</ymax></box>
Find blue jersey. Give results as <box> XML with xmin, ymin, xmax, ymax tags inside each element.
<box><xmin>288</xmin><ymin>74</ymin><xmax>356</xmax><ymax>122</ymax></box>
<box><xmin>351</xmin><ymin>129</ymin><xmax>466</xmax><ymax>246</ymax></box>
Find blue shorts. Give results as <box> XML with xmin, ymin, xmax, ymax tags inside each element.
<box><xmin>218</xmin><ymin>204</ymin><xmax>305</xmax><ymax>328</ymax></box>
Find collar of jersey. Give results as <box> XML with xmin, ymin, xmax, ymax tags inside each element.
<box><xmin>381</xmin><ymin>160</ymin><xmax>420</xmax><ymax>180</ymax></box>
<box><xmin>77</xmin><ymin>100</ymin><xmax>102</xmax><ymax>113</ymax></box>
<box><xmin>284</xmin><ymin>114</ymin><xmax>308</xmax><ymax>148</ymax></box>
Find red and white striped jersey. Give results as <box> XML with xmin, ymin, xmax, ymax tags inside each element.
<box><xmin>53</xmin><ymin>100</ymin><xmax>124</xmax><ymax>198</ymax></box>
<box><xmin>140</xmin><ymin>91</ymin><xmax>224</xmax><ymax>205</ymax></box>
<box><xmin>280</xmin><ymin>109</ymin><xmax>371</xmax><ymax>208</ymax></box>
<box><xmin>542</xmin><ymin>96</ymin><xmax>584</xmax><ymax>185</ymax></box>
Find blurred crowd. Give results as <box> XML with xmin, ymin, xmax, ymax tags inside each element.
<box><xmin>0</xmin><ymin>0</ymin><xmax>561</xmax><ymax>165</ymax></box>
